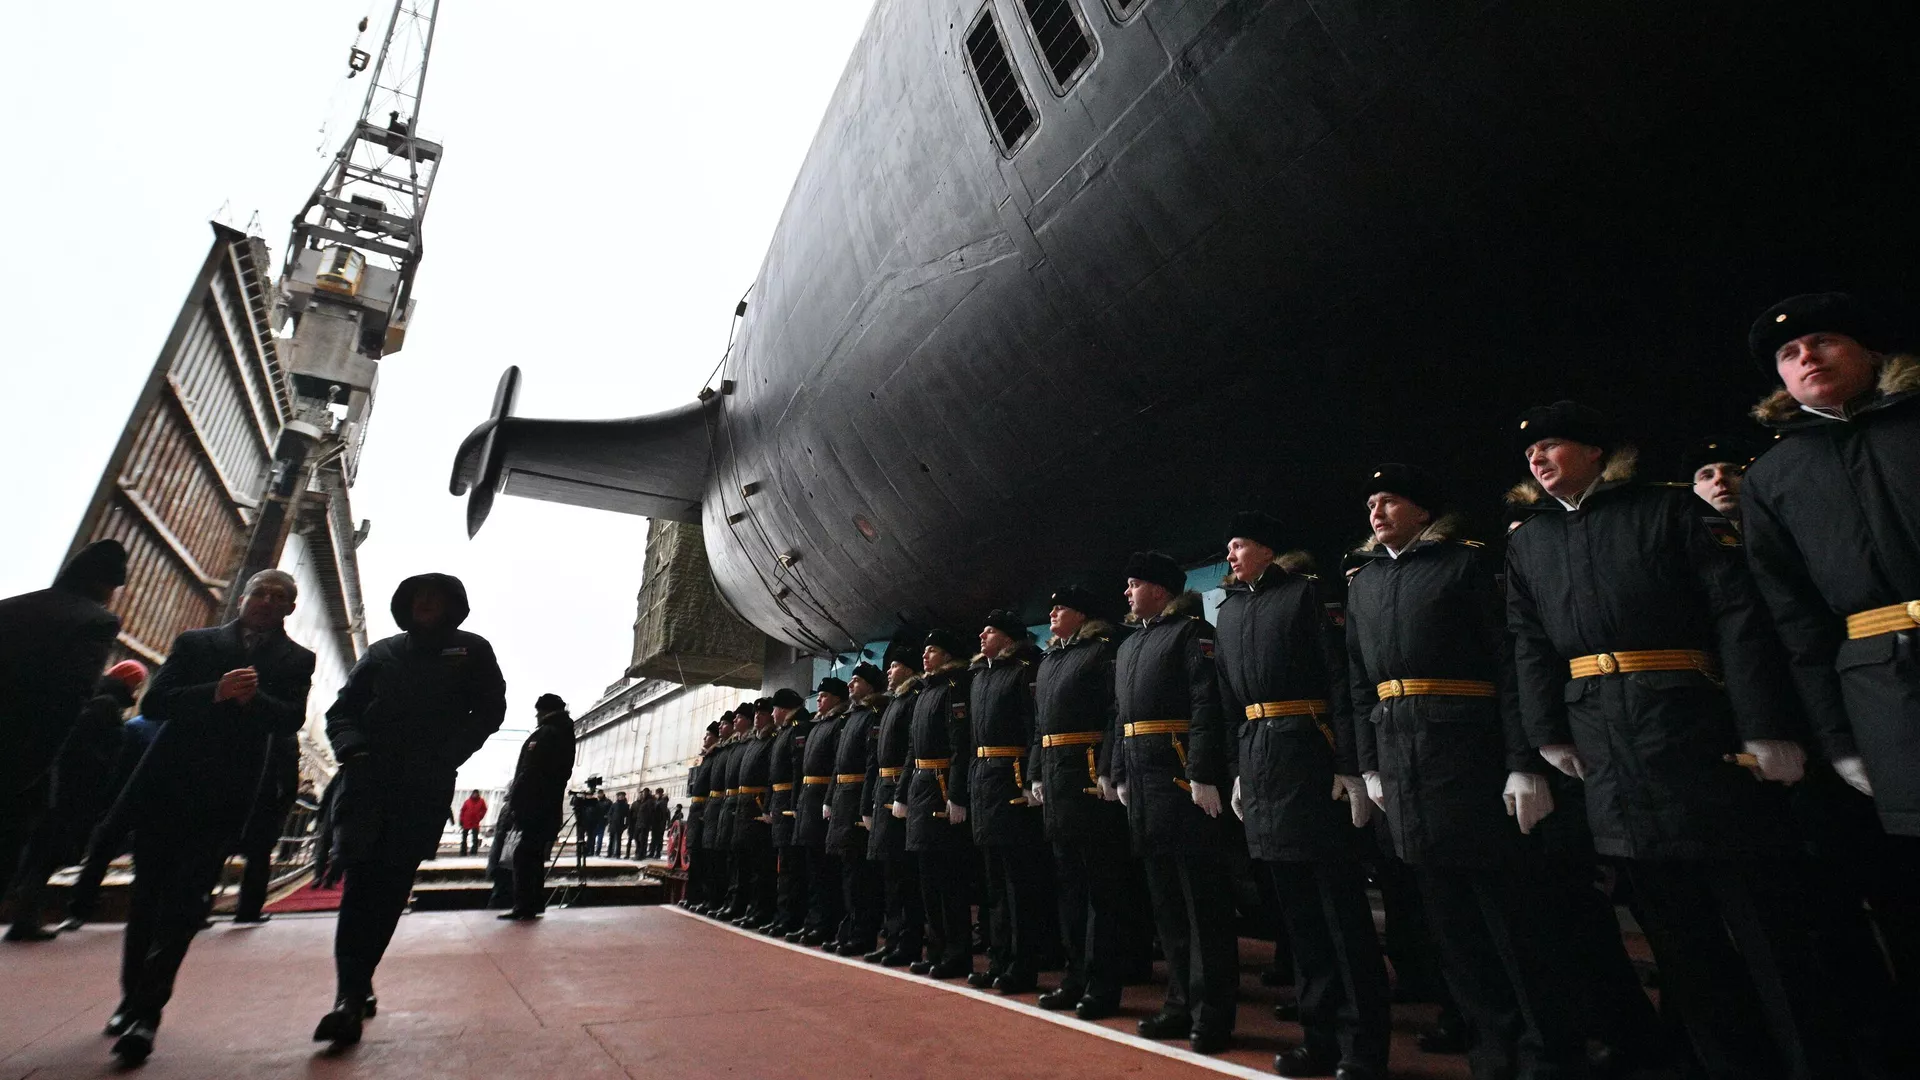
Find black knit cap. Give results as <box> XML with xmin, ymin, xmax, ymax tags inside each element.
<box><xmin>849</xmin><ymin>662</ymin><xmax>885</xmax><ymax>691</ymax></box>
<box><xmin>815</xmin><ymin>677</ymin><xmax>849</xmax><ymax>699</ymax></box>
<box><xmin>56</xmin><ymin>539</ymin><xmax>128</xmax><ymax>591</ymax></box>
<box><xmin>1225</xmin><ymin>511</ymin><xmax>1284</xmax><ymax>551</ymax></box>
<box><xmin>1123</xmin><ymin>551</ymin><xmax>1185</xmax><ymax>594</ymax></box>
<box><xmin>1678</xmin><ymin>436</ymin><xmax>1758</xmax><ymax>481</ymax></box>
<box><xmin>1515</xmin><ymin>401</ymin><xmax>1613</xmax><ymax>454</ymax></box>
<box><xmin>1749</xmin><ymin>292</ymin><xmax>1886</xmax><ymax>367</ymax></box>
<box><xmin>534</xmin><ymin>692</ymin><xmax>566</xmax><ymax>712</ymax></box>
<box><xmin>1049</xmin><ymin>585</ymin><xmax>1110</xmax><ymax>621</ymax></box>
<box><xmin>1363</xmin><ymin>463</ymin><xmax>1443</xmax><ymax>513</ymax></box>
<box><xmin>982</xmin><ymin>609</ymin><xmax>1028</xmax><ymax>640</ymax></box>
<box><xmin>770</xmin><ymin>688</ymin><xmax>805</xmax><ymax>709</ymax></box>
<box><xmin>924</xmin><ymin>628</ymin><xmax>969</xmax><ymax>658</ymax></box>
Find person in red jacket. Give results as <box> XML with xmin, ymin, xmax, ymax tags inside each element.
<box><xmin>458</xmin><ymin>791</ymin><xmax>488</xmax><ymax>856</ymax></box>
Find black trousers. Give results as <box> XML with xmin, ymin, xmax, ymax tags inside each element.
<box><xmin>606</xmin><ymin>825</ymin><xmax>625</xmax><ymax>858</ymax></box>
<box><xmin>510</xmin><ymin>827</ymin><xmax>558</xmax><ymax>915</ymax></box>
<box><xmin>1268</xmin><ymin>859</ymin><xmax>1391</xmax><ymax>1068</ymax></box>
<box><xmin>983</xmin><ymin>844</ymin><xmax>1049</xmax><ymax>977</ymax></box>
<box><xmin>1143</xmin><ymin>845</ymin><xmax>1239</xmax><ymax>1037</ymax></box>
<box><xmin>882</xmin><ymin>852</ymin><xmax>924</xmax><ymax>956</ymax></box>
<box><xmin>120</xmin><ymin>827</ymin><xmax>230</xmax><ymax>1024</ymax></box>
<box><xmin>649</xmin><ymin>825</ymin><xmax>665</xmax><ymax>858</ymax></box>
<box><xmin>334</xmin><ymin>859</ymin><xmax>421</xmax><ymax>1001</ymax></box>
<box><xmin>735</xmin><ymin>835</ymin><xmax>777</xmax><ymax>922</ymax></box>
<box><xmin>1420</xmin><ymin>863</ymin><xmax>1588</xmax><ymax>1080</ymax></box>
<box><xmin>67</xmin><ymin>810</ymin><xmax>133</xmax><ymax>920</ymax></box>
<box><xmin>1626</xmin><ymin>859</ymin><xmax>1844</xmax><ymax>1080</ymax></box>
<box><xmin>775</xmin><ymin>843</ymin><xmax>808</xmax><ymax>930</ymax></box>
<box><xmin>837</xmin><ymin>847</ymin><xmax>883</xmax><ymax>948</ymax></box>
<box><xmin>1053</xmin><ymin>839</ymin><xmax>1130</xmax><ymax>1002</ymax></box>
<box><xmin>805</xmin><ymin>843</ymin><xmax>842</xmax><ymax>934</ymax></box>
<box><xmin>918</xmin><ymin>844</ymin><xmax>973</xmax><ymax>966</ymax></box>
<box><xmin>232</xmin><ymin>840</ymin><xmax>274</xmax><ymax>922</ymax></box>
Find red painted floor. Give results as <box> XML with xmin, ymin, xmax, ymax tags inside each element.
<box><xmin>0</xmin><ymin>906</ymin><xmax>1478</xmax><ymax>1079</ymax></box>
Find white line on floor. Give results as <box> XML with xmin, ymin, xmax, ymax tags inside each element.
<box><xmin>661</xmin><ymin>905</ymin><xmax>1276</xmax><ymax>1080</ymax></box>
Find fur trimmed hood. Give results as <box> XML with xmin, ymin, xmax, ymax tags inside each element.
<box><xmin>924</xmin><ymin>657</ymin><xmax>967</xmax><ymax>679</ymax></box>
<box><xmin>1126</xmin><ymin>590</ymin><xmax>1206</xmax><ymax>626</ymax></box>
<box><xmin>855</xmin><ymin>690</ymin><xmax>889</xmax><ymax>711</ymax></box>
<box><xmin>1505</xmin><ymin>444</ymin><xmax>1640</xmax><ymax>507</ymax></box>
<box><xmin>890</xmin><ymin>673</ymin><xmax>923</xmax><ymax>697</ymax></box>
<box><xmin>1356</xmin><ymin>511</ymin><xmax>1469</xmax><ymax>554</ymax></box>
<box><xmin>1219</xmin><ymin>552</ymin><xmax>1321</xmax><ymax>590</ymax></box>
<box><xmin>1045</xmin><ymin>618</ymin><xmax>1114</xmax><ymax>652</ymax></box>
<box><xmin>1751</xmin><ymin>352</ymin><xmax>1920</xmax><ymax>427</ymax></box>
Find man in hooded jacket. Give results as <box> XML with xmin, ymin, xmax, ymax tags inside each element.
<box><xmin>110</xmin><ymin>569</ymin><xmax>314</xmax><ymax>1063</ymax></box>
<box><xmin>314</xmin><ymin>573</ymin><xmax>506</xmax><ymax>1046</ymax></box>
<box><xmin>1505</xmin><ymin>402</ymin><xmax>1840</xmax><ymax>1079</ymax></box>
<box><xmin>0</xmin><ymin>538</ymin><xmax>125</xmax><ymax>883</ymax></box>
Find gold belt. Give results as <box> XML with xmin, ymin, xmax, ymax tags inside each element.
<box><xmin>1244</xmin><ymin>701</ymin><xmax>1335</xmax><ymax>750</ymax></box>
<box><xmin>834</xmin><ymin>772</ymin><xmax>865</xmax><ymax>783</ymax></box>
<box><xmin>802</xmin><ymin>775</ymin><xmax>832</xmax><ymax>785</ymax></box>
<box><xmin>689</xmin><ymin>796</ymin><xmax>707</xmax><ymax>803</ymax></box>
<box><xmin>1041</xmin><ymin>731</ymin><xmax>1104</xmax><ymax>747</ymax></box>
<box><xmin>914</xmin><ymin>758</ymin><xmax>953</xmax><ymax>769</ymax></box>
<box><xmin>1376</xmin><ymin>679</ymin><xmax>1496</xmax><ymax>699</ymax></box>
<box><xmin>1848</xmin><ymin>601</ymin><xmax>1920</xmax><ymax>639</ymax></box>
<box><xmin>1124</xmin><ymin>720</ymin><xmax>1189</xmax><ymax>736</ymax></box>
<box><xmin>976</xmin><ymin>745</ymin><xmax>1025</xmax><ymax>758</ymax></box>
<box><xmin>771</xmin><ymin>782</ymin><xmax>795</xmax><ymax>792</ymax></box>
<box><xmin>878</xmin><ymin>767</ymin><xmax>903</xmax><ymax>779</ymax></box>
<box><xmin>736</xmin><ymin>786</ymin><xmax>768</xmax><ymax>795</ymax></box>
<box><xmin>1568</xmin><ymin>649</ymin><xmax>1718</xmax><ymax>679</ymax></box>
<box><xmin>723</xmin><ymin>788</ymin><xmax>739</xmax><ymax>797</ymax></box>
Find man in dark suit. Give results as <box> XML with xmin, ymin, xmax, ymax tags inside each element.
<box><xmin>0</xmin><ymin>539</ymin><xmax>125</xmax><ymax>885</ymax></box>
<box><xmin>109</xmin><ymin>569</ymin><xmax>314</xmax><ymax>1063</ymax></box>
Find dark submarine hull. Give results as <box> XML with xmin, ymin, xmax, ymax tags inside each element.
<box><xmin>453</xmin><ymin>0</ymin><xmax>1920</xmax><ymax>654</ymax></box>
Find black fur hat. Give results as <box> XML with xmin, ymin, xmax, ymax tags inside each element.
<box><xmin>1225</xmin><ymin>511</ymin><xmax>1284</xmax><ymax>551</ymax></box>
<box><xmin>1749</xmin><ymin>292</ymin><xmax>1887</xmax><ymax>367</ymax></box>
<box><xmin>1678</xmin><ymin>436</ymin><xmax>1758</xmax><ymax>481</ymax></box>
<box><xmin>849</xmin><ymin>662</ymin><xmax>886</xmax><ymax>691</ymax></box>
<box><xmin>534</xmin><ymin>692</ymin><xmax>566</xmax><ymax>712</ymax></box>
<box><xmin>982</xmin><ymin>609</ymin><xmax>1028</xmax><ymax>640</ymax></box>
<box><xmin>1363</xmin><ymin>464</ymin><xmax>1443</xmax><ymax>513</ymax></box>
<box><xmin>924</xmin><ymin>628</ymin><xmax>969</xmax><ymax>659</ymax></box>
<box><xmin>56</xmin><ymin>539</ymin><xmax>128</xmax><ymax>592</ymax></box>
<box><xmin>1123</xmin><ymin>551</ymin><xmax>1185</xmax><ymax>594</ymax></box>
<box><xmin>771</xmin><ymin>688</ymin><xmax>805</xmax><ymax>709</ymax></box>
<box><xmin>1049</xmin><ymin>585</ymin><xmax>1112</xmax><ymax>621</ymax></box>
<box><xmin>1515</xmin><ymin>401</ymin><xmax>1613</xmax><ymax>454</ymax></box>
<box><xmin>815</xmin><ymin>677</ymin><xmax>849</xmax><ymax>700</ymax></box>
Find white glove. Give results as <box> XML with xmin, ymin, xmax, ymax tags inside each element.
<box><xmin>822</xmin><ymin>805</ymin><xmax>832</xmax><ymax>820</ymax></box>
<box><xmin>860</xmin><ymin>815</ymin><xmax>873</xmax><ymax>830</ymax></box>
<box><xmin>1502</xmin><ymin>771</ymin><xmax>1554</xmax><ymax>834</ymax></box>
<box><xmin>1337</xmin><ymin>775</ymin><xmax>1371</xmax><ymax>828</ymax></box>
<box><xmin>1737</xmin><ymin>739</ymin><xmax>1806</xmax><ymax>785</ymax></box>
<box><xmin>1097</xmin><ymin>776</ymin><xmax>1117</xmax><ymax>802</ymax></box>
<box><xmin>1538</xmin><ymin>743</ymin><xmax>1587</xmax><ymax>780</ymax></box>
<box><xmin>1191</xmin><ymin>781</ymin><xmax>1223</xmax><ymax>818</ymax></box>
<box><xmin>890</xmin><ymin>801</ymin><xmax>907</xmax><ymax>819</ymax></box>
<box><xmin>1116</xmin><ymin>782</ymin><xmax>1129</xmax><ymax>807</ymax></box>
<box><xmin>1834</xmin><ymin>756</ymin><xmax>1874</xmax><ymax>797</ymax></box>
<box><xmin>756</xmin><ymin>813</ymin><xmax>772</xmax><ymax>824</ymax></box>
<box><xmin>1230</xmin><ymin>776</ymin><xmax>1244</xmax><ymax>821</ymax></box>
<box><xmin>1028</xmin><ymin>782</ymin><xmax>1044</xmax><ymax>806</ymax></box>
<box><xmin>1363</xmin><ymin>771</ymin><xmax>1385</xmax><ymax>810</ymax></box>
<box><xmin>947</xmin><ymin>801</ymin><xmax>967</xmax><ymax>824</ymax></box>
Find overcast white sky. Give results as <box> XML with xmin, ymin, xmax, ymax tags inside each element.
<box><xmin>0</xmin><ymin>1</ymin><xmax>876</xmax><ymax>782</ymax></box>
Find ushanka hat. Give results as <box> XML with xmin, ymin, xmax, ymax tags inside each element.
<box><xmin>1122</xmin><ymin>551</ymin><xmax>1185</xmax><ymax>594</ymax></box>
<box><xmin>1514</xmin><ymin>401</ymin><xmax>1614</xmax><ymax>454</ymax></box>
<box><xmin>1363</xmin><ymin>464</ymin><xmax>1443</xmax><ymax>513</ymax></box>
<box><xmin>1749</xmin><ymin>292</ymin><xmax>1887</xmax><ymax>368</ymax></box>
<box><xmin>1049</xmin><ymin>585</ymin><xmax>1111</xmax><ymax>621</ymax></box>
<box><xmin>923</xmin><ymin>628</ymin><xmax>969</xmax><ymax>658</ymax></box>
<box><xmin>1225</xmin><ymin>511</ymin><xmax>1284</xmax><ymax>551</ymax></box>
<box><xmin>1678</xmin><ymin>436</ymin><xmax>1758</xmax><ymax>481</ymax></box>
<box><xmin>770</xmin><ymin>688</ymin><xmax>806</xmax><ymax>709</ymax></box>
<box><xmin>815</xmin><ymin>677</ymin><xmax>849</xmax><ymax>699</ymax></box>
<box><xmin>982</xmin><ymin>609</ymin><xmax>1028</xmax><ymax>640</ymax></box>
<box><xmin>849</xmin><ymin>662</ymin><xmax>885</xmax><ymax>690</ymax></box>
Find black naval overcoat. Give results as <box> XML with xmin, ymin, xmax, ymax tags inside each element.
<box><xmin>768</xmin><ymin>710</ymin><xmax>811</xmax><ymax>847</ymax></box>
<box><xmin>866</xmin><ymin>678</ymin><xmax>920</xmax><ymax>860</ymax></box>
<box><xmin>1034</xmin><ymin>622</ymin><xmax>1130</xmax><ymax>845</ymax></box>
<box><xmin>733</xmin><ymin>733</ymin><xmax>774</xmax><ymax>850</ymax></box>
<box><xmin>796</xmin><ymin>702</ymin><xmax>845</xmax><ymax>847</ymax></box>
<box><xmin>1215</xmin><ymin>564</ymin><xmax>1357</xmax><ymax>862</ymax></box>
<box><xmin>1346</xmin><ymin>528</ymin><xmax>1534</xmax><ymax>867</ymax></box>
<box><xmin>684</xmin><ymin>755</ymin><xmax>710</xmax><ymax>850</ymax></box>
<box><xmin>1506</xmin><ymin>477</ymin><xmax>1799</xmax><ymax>861</ymax></box>
<box><xmin>1745</xmin><ymin>356</ymin><xmax>1920</xmax><ymax>836</ymax></box>
<box><xmin>1109</xmin><ymin>592</ymin><xmax>1230</xmax><ymax>856</ymax></box>
<box><xmin>827</xmin><ymin>694</ymin><xmax>884</xmax><ymax>852</ymax></box>
<box><xmin>967</xmin><ymin>649</ymin><xmax>1045</xmax><ymax>848</ymax></box>
<box><xmin>705</xmin><ymin>738</ymin><xmax>739</xmax><ymax>852</ymax></box>
<box><xmin>904</xmin><ymin>662</ymin><xmax>972</xmax><ymax>852</ymax></box>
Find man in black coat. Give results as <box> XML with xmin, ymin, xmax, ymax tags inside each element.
<box><xmin>1214</xmin><ymin>514</ymin><xmax>1387</xmax><ymax>1077</ymax></box>
<box><xmin>712</xmin><ymin>707</ymin><xmax>751</xmax><ymax>918</ymax></box>
<box><xmin>314</xmin><ymin>572</ymin><xmax>506</xmax><ymax>1046</ymax></box>
<box><xmin>0</xmin><ymin>538</ymin><xmax>124</xmax><ymax>885</ymax></box>
<box><xmin>1109</xmin><ymin>551</ymin><xmax>1236</xmax><ymax>1055</ymax></box>
<box><xmin>866</xmin><ymin>652</ymin><xmax>924</xmax><ymax>964</ymax></box>
<box><xmin>500</xmin><ymin>693</ymin><xmax>576</xmax><ymax>920</ymax></box>
<box><xmin>680</xmin><ymin>720</ymin><xmax>719</xmax><ymax>909</ymax></box>
<box><xmin>110</xmin><ymin>569</ymin><xmax>314</xmax><ymax>1063</ymax></box>
<box><xmin>648</xmin><ymin>787</ymin><xmax>668</xmax><ymax>857</ymax></box>
<box><xmin>896</xmin><ymin>629</ymin><xmax>975</xmax><ymax>979</ymax></box>
<box><xmin>1031</xmin><ymin>586</ymin><xmax>1132</xmax><ymax>1019</ymax></box>
<box><xmin>609</xmin><ymin>791</ymin><xmax>632</xmax><ymax>859</ymax></box>
<box><xmin>1344</xmin><ymin>468</ymin><xmax>1584</xmax><ymax>1079</ymax></box>
<box><xmin>964</xmin><ymin>611</ymin><xmax>1048</xmax><ymax>994</ymax></box>
<box><xmin>826</xmin><ymin>663</ymin><xmax>886</xmax><ymax>955</ymax></box>
<box><xmin>731</xmin><ymin>701</ymin><xmax>779</xmax><ymax>928</ymax></box>
<box><xmin>1505</xmin><ymin>402</ymin><xmax>1841</xmax><ymax>1079</ymax></box>
<box><xmin>793</xmin><ymin>679</ymin><xmax>846</xmax><ymax>946</ymax></box>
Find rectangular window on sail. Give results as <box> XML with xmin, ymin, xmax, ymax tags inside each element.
<box><xmin>1016</xmin><ymin>0</ymin><xmax>1097</xmax><ymax>92</ymax></box>
<box><xmin>964</xmin><ymin>7</ymin><xmax>1038</xmax><ymax>155</ymax></box>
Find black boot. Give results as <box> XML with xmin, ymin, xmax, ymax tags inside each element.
<box><xmin>313</xmin><ymin>996</ymin><xmax>366</xmax><ymax>1045</ymax></box>
<box><xmin>112</xmin><ymin>1022</ymin><xmax>157</xmax><ymax>1063</ymax></box>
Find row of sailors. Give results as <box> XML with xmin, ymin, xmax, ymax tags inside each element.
<box><xmin>677</xmin><ymin>291</ymin><xmax>1916</xmax><ymax>1080</ymax></box>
